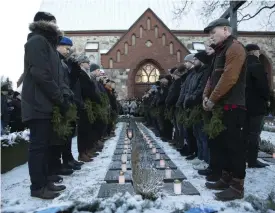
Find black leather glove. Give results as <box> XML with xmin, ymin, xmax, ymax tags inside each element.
<box><xmin>59</xmin><ymin>95</ymin><xmax>70</xmax><ymax>117</ymax></box>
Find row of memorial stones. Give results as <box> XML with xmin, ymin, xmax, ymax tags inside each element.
<box><xmin>97</xmin><ymin>122</ymin><xmax>200</xmax><ymax>198</ymax></box>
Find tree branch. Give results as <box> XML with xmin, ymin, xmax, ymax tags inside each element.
<box><xmin>237</xmin><ymin>3</ymin><xmax>275</xmax><ymax>23</ymax></box>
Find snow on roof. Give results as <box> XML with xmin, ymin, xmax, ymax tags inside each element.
<box><xmin>40</xmin><ymin>0</ymin><xmax>273</xmax><ymax>32</ymax></box>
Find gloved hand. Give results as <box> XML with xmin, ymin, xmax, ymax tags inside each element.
<box><xmin>202</xmin><ymin>97</ymin><xmax>208</xmax><ymax>111</ymax></box>
<box><xmin>59</xmin><ymin>95</ymin><xmax>70</xmax><ymax>117</ymax></box>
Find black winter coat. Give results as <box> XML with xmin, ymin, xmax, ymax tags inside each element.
<box><xmin>176</xmin><ymin>69</ymin><xmax>195</xmax><ymax>107</ymax></box>
<box><xmin>21</xmin><ymin>21</ymin><xmax>64</xmax><ymax>122</ymax></box>
<box><xmin>59</xmin><ymin>53</ymin><xmax>74</xmax><ymax>99</ymax></box>
<box><xmin>157</xmin><ymin>86</ymin><xmax>169</xmax><ymax>106</ymax></box>
<box><xmin>166</xmin><ymin>78</ymin><xmax>182</xmax><ymax>107</ymax></box>
<box><xmin>245</xmin><ymin>55</ymin><xmax>270</xmax><ymax>115</ymax></box>
<box><xmin>1</xmin><ymin>94</ymin><xmax>9</xmax><ymax>128</ymax></box>
<box><xmin>184</xmin><ymin>65</ymin><xmax>211</xmax><ymax>108</ymax></box>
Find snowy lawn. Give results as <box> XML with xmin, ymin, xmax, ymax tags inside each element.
<box><xmin>1</xmin><ymin>123</ymin><xmax>275</xmax><ymax>213</ymax></box>
<box><xmin>1</xmin><ymin>123</ymin><xmax>124</xmax><ymax>213</ymax></box>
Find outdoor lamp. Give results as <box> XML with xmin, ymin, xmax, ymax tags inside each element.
<box><xmin>119</xmin><ymin>171</ymin><xmax>125</xmax><ymax>184</ymax></box>
<box><xmin>174</xmin><ymin>180</ymin><xmax>182</xmax><ymax>195</ymax></box>
<box><xmin>127</xmin><ymin>128</ymin><xmax>133</xmax><ymax>140</ymax></box>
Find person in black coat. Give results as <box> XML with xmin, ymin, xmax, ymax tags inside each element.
<box><xmin>21</xmin><ymin>12</ymin><xmax>67</xmax><ymax>199</ymax></box>
<box><xmin>184</xmin><ymin>51</ymin><xmax>212</xmax><ymax>165</ymax></box>
<box><xmin>244</xmin><ymin>44</ymin><xmax>270</xmax><ymax>168</ymax></box>
<box><xmin>78</xmin><ymin>59</ymin><xmax>101</xmax><ymax>162</ymax></box>
<box><xmin>1</xmin><ymin>84</ymin><xmax>10</xmax><ymax>133</ymax></box>
<box><xmin>10</xmin><ymin>92</ymin><xmax>25</xmax><ymax>132</ymax></box>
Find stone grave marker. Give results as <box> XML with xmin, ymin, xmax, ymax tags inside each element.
<box><xmin>104</xmin><ymin>170</ymin><xmax>132</xmax><ymax>183</ymax></box>
<box><xmin>156</xmin><ymin>169</ymin><xmax>187</xmax><ymax>182</ymax></box>
<box><xmin>112</xmin><ymin>154</ymin><xmax>131</xmax><ymax>161</ymax></box>
<box><xmin>97</xmin><ymin>183</ymin><xmax>135</xmax><ymax>198</ymax></box>
<box><xmin>162</xmin><ymin>181</ymin><xmax>200</xmax><ymax>196</ymax></box>
<box><xmin>109</xmin><ymin>162</ymin><xmax>131</xmax><ymax>170</ymax></box>
<box><xmin>155</xmin><ymin>160</ymin><xmax>177</xmax><ymax>170</ymax></box>
<box><xmin>116</xmin><ymin>145</ymin><xmax>132</xmax><ymax>149</ymax></box>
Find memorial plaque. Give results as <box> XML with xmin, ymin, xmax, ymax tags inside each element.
<box><xmin>155</xmin><ymin>160</ymin><xmax>177</xmax><ymax>170</ymax></box>
<box><xmin>162</xmin><ymin>181</ymin><xmax>200</xmax><ymax>196</ymax></box>
<box><xmin>154</xmin><ymin>154</ymin><xmax>171</xmax><ymax>161</ymax></box>
<box><xmin>258</xmin><ymin>152</ymin><xmax>273</xmax><ymax>158</ymax></box>
<box><xmin>97</xmin><ymin>183</ymin><xmax>135</xmax><ymax>198</ymax></box>
<box><xmin>156</xmin><ymin>169</ymin><xmax>187</xmax><ymax>182</ymax></box>
<box><xmin>104</xmin><ymin>170</ymin><xmax>132</xmax><ymax>183</ymax></box>
<box><xmin>112</xmin><ymin>154</ymin><xmax>131</xmax><ymax>161</ymax></box>
<box><xmin>109</xmin><ymin>162</ymin><xmax>131</xmax><ymax>170</ymax></box>
<box><xmin>114</xmin><ymin>149</ymin><xmax>131</xmax><ymax>155</ymax></box>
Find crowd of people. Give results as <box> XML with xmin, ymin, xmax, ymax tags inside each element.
<box><xmin>142</xmin><ymin>18</ymin><xmax>274</xmax><ymax>201</ymax></box>
<box><xmin>119</xmin><ymin>99</ymin><xmax>143</xmax><ymax>116</ymax></box>
<box><xmin>16</xmin><ymin>12</ymin><xmax>119</xmax><ymax>200</ymax></box>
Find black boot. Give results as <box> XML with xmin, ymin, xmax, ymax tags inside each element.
<box><xmin>66</xmin><ymin>161</ymin><xmax>81</xmax><ymax>170</ymax></box>
<box><xmin>206</xmin><ymin>173</ymin><xmax>221</xmax><ymax>182</ymax></box>
<box><xmin>248</xmin><ymin>160</ymin><xmax>269</xmax><ymax>168</ymax></box>
<box><xmin>186</xmin><ymin>153</ymin><xmax>196</xmax><ymax>160</ymax></box>
<box><xmin>54</xmin><ymin>166</ymin><xmax>74</xmax><ymax>176</ymax></box>
<box><xmin>31</xmin><ymin>187</ymin><xmax>60</xmax><ymax>199</ymax></box>
<box><xmin>72</xmin><ymin>159</ymin><xmax>84</xmax><ymax>166</ymax></box>
<box><xmin>198</xmin><ymin>167</ymin><xmax>212</xmax><ymax>176</ymax></box>
<box><xmin>47</xmin><ymin>175</ymin><xmax>63</xmax><ymax>183</ymax></box>
<box><xmin>47</xmin><ymin>182</ymin><xmax>66</xmax><ymax>192</ymax></box>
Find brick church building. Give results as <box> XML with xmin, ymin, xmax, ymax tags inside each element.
<box><xmin>38</xmin><ymin>1</ymin><xmax>275</xmax><ymax>99</ymax></box>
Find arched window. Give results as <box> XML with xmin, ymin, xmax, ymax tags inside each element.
<box><xmin>162</xmin><ymin>34</ymin><xmax>166</xmax><ymax>46</ymax></box>
<box><xmin>147</xmin><ymin>18</ymin><xmax>151</xmax><ymax>30</ymax></box>
<box><xmin>109</xmin><ymin>58</ymin><xmax>113</xmax><ymax>68</ymax></box>
<box><xmin>140</xmin><ymin>26</ymin><xmax>143</xmax><ymax>38</ymax></box>
<box><xmin>177</xmin><ymin>50</ymin><xmax>181</xmax><ymax>62</ymax></box>
<box><xmin>155</xmin><ymin>26</ymin><xmax>158</xmax><ymax>38</ymax></box>
<box><xmin>132</xmin><ymin>34</ymin><xmax>136</xmax><ymax>46</ymax></box>
<box><xmin>135</xmin><ymin>63</ymin><xmax>160</xmax><ymax>83</ymax></box>
<box><xmin>124</xmin><ymin>42</ymin><xmax>128</xmax><ymax>55</ymax></box>
<box><xmin>170</xmin><ymin>42</ymin><xmax>174</xmax><ymax>54</ymax></box>
<box><xmin>117</xmin><ymin>50</ymin><xmax>121</xmax><ymax>62</ymax></box>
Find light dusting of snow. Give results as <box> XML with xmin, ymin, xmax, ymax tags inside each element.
<box><xmin>261</xmin><ymin>131</ymin><xmax>275</xmax><ymax>146</ymax></box>
<box><xmin>1</xmin><ymin>129</ymin><xmax>30</xmax><ymax>147</ymax></box>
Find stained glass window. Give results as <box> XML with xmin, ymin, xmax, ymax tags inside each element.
<box><xmin>135</xmin><ymin>63</ymin><xmax>160</xmax><ymax>83</ymax></box>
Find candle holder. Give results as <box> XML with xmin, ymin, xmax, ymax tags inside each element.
<box><xmin>121</xmin><ymin>162</ymin><xmax>127</xmax><ymax>172</ymax></box>
<box><xmin>165</xmin><ymin>167</ymin><xmax>171</xmax><ymax>178</ymax></box>
<box><xmin>119</xmin><ymin>171</ymin><xmax>125</xmax><ymax>184</ymax></box>
<box><xmin>156</xmin><ymin>152</ymin><xmax>160</xmax><ymax>160</ymax></box>
<box><xmin>174</xmin><ymin>180</ymin><xmax>181</xmax><ymax>195</ymax></box>
<box><xmin>160</xmin><ymin>158</ymin><xmax>165</xmax><ymax>167</ymax></box>
<box><xmin>152</xmin><ymin>147</ymin><xmax>156</xmax><ymax>154</ymax></box>
<box><xmin>127</xmin><ymin>128</ymin><xmax>133</xmax><ymax>140</ymax></box>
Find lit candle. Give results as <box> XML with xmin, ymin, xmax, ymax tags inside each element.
<box><xmin>165</xmin><ymin>167</ymin><xmax>171</xmax><ymax>178</ymax></box>
<box><xmin>149</xmin><ymin>143</ymin><xmax>153</xmax><ymax>148</ymax></box>
<box><xmin>121</xmin><ymin>162</ymin><xmax>127</xmax><ymax>172</ymax></box>
<box><xmin>160</xmin><ymin>159</ymin><xmax>165</xmax><ymax>167</ymax></box>
<box><xmin>124</xmin><ymin>144</ymin><xmax>128</xmax><ymax>149</ymax></box>
<box><xmin>119</xmin><ymin>171</ymin><xmax>125</xmax><ymax>184</ymax></box>
<box><xmin>121</xmin><ymin>153</ymin><xmax>127</xmax><ymax>162</ymax></box>
<box><xmin>156</xmin><ymin>152</ymin><xmax>160</xmax><ymax>160</ymax></box>
<box><xmin>273</xmin><ymin>153</ymin><xmax>275</xmax><ymax>158</ymax></box>
<box><xmin>174</xmin><ymin>180</ymin><xmax>181</xmax><ymax>195</ymax></box>
<box><xmin>152</xmin><ymin>147</ymin><xmax>156</xmax><ymax>154</ymax></box>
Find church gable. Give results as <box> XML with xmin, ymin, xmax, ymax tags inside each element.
<box><xmin>101</xmin><ymin>8</ymin><xmax>190</xmax><ymax>71</ymax></box>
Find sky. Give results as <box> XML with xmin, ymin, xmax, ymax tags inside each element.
<box><xmin>0</xmin><ymin>0</ymin><xmax>42</xmax><ymax>90</ymax></box>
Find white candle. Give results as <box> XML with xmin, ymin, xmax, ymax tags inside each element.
<box><xmin>124</xmin><ymin>144</ymin><xmax>128</xmax><ymax>149</ymax></box>
<box><xmin>174</xmin><ymin>180</ymin><xmax>182</xmax><ymax>195</ymax></box>
<box><xmin>160</xmin><ymin>159</ymin><xmax>165</xmax><ymax>167</ymax></box>
<box><xmin>165</xmin><ymin>167</ymin><xmax>171</xmax><ymax>178</ymax></box>
<box><xmin>121</xmin><ymin>154</ymin><xmax>127</xmax><ymax>162</ymax></box>
<box><xmin>152</xmin><ymin>147</ymin><xmax>156</xmax><ymax>154</ymax></box>
<box><xmin>273</xmin><ymin>153</ymin><xmax>275</xmax><ymax>158</ymax></box>
<box><xmin>121</xmin><ymin>162</ymin><xmax>127</xmax><ymax>172</ymax></box>
<box><xmin>156</xmin><ymin>152</ymin><xmax>160</xmax><ymax>160</ymax></box>
<box><xmin>149</xmin><ymin>143</ymin><xmax>153</xmax><ymax>148</ymax></box>
<box><xmin>119</xmin><ymin>171</ymin><xmax>125</xmax><ymax>184</ymax></box>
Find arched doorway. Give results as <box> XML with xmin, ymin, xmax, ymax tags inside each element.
<box><xmin>259</xmin><ymin>53</ymin><xmax>274</xmax><ymax>90</ymax></box>
<box><xmin>133</xmin><ymin>62</ymin><xmax>162</xmax><ymax>98</ymax></box>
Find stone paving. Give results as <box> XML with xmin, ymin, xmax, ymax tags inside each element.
<box><xmin>97</xmin><ymin>121</ymin><xmax>200</xmax><ymax>198</ymax></box>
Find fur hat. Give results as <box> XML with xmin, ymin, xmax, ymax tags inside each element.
<box><xmin>245</xmin><ymin>44</ymin><xmax>260</xmax><ymax>52</ymax></box>
<box><xmin>184</xmin><ymin>54</ymin><xmax>195</xmax><ymax>63</ymax></box>
<box><xmin>77</xmin><ymin>55</ymin><xmax>90</xmax><ymax>65</ymax></box>
<box><xmin>59</xmin><ymin>36</ymin><xmax>73</xmax><ymax>46</ymax></box>
<box><xmin>34</xmin><ymin>12</ymin><xmax>56</xmax><ymax>22</ymax></box>
<box><xmin>90</xmin><ymin>63</ymin><xmax>100</xmax><ymax>72</ymax></box>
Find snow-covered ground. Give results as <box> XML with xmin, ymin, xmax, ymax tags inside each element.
<box><xmin>261</xmin><ymin>131</ymin><xmax>275</xmax><ymax>146</ymax></box>
<box><xmin>1</xmin><ymin>123</ymin><xmax>275</xmax><ymax>213</ymax></box>
<box><xmin>1</xmin><ymin>123</ymin><xmax>124</xmax><ymax>213</ymax></box>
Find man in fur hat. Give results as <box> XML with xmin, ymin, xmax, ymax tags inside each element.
<box><xmin>22</xmin><ymin>11</ymin><xmax>67</xmax><ymax>199</ymax></box>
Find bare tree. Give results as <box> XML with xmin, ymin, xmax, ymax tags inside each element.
<box><xmin>173</xmin><ymin>1</ymin><xmax>275</xmax><ymax>30</ymax></box>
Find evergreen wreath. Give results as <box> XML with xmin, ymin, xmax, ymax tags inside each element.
<box><xmin>84</xmin><ymin>99</ymin><xmax>97</xmax><ymax>124</ymax></box>
<box><xmin>185</xmin><ymin>105</ymin><xmax>203</xmax><ymax>128</ymax></box>
<box><xmin>52</xmin><ymin>104</ymin><xmax>78</xmax><ymax>139</ymax></box>
<box><xmin>203</xmin><ymin>105</ymin><xmax>226</xmax><ymax>139</ymax></box>
<box><xmin>164</xmin><ymin>106</ymin><xmax>174</xmax><ymax>121</ymax></box>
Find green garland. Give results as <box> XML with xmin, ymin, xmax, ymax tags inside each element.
<box><xmin>84</xmin><ymin>99</ymin><xmax>97</xmax><ymax>124</ymax></box>
<box><xmin>178</xmin><ymin>108</ymin><xmax>190</xmax><ymax>126</ymax></box>
<box><xmin>150</xmin><ymin>107</ymin><xmax>159</xmax><ymax>118</ymax></box>
<box><xmin>52</xmin><ymin>104</ymin><xmax>78</xmax><ymax>139</ymax></box>
<box><xmin>164</xmin><ymin>106</ymin><xmax>174</xmax><ymax>121</ymax></box>
<box><xmin>185</xmin><ymin>105</ymin><xmax>203</xmax><ymax>128</ymax></box>
<box><xmin>203</xmin><ymin>106</ymin><xmax>226</xmax><ymax>139</ymax></box>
